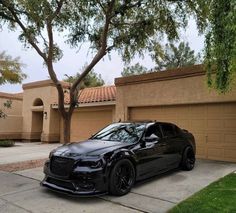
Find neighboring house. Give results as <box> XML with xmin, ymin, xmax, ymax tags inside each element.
<box><xmin>0</xmin><ymin>92</ymin><xmax>23</xmax><ymax>139</ymax></box>
<box><xmin>0</xmin><ymin>64</ymin><xmax>236</xmax><ymax>163</ymax></box>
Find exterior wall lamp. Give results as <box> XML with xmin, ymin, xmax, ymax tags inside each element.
<box><xmin>44</xmin><ymin>111</ymin><xmax>48</xmax><ymax>120</ymax></box>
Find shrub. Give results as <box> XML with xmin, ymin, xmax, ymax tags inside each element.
<box><xmin>0</xmin><ymin>140</ymin><xmax>15</xmax><ymax>147</ymax></box>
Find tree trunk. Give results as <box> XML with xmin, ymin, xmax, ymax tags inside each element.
<box><xmin>63</xmin><ymin>114</ymin><xmax>72</xmax><ymax>144</ymax></box>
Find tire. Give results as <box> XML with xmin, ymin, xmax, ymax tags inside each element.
<box><xmin>109</xmin><ymin>159</ymin><xmax>135</xmax><ymax>196</ymax></box>
<box><xmin>181</xmin><ymin>146</ymin><xmax>195</xmax><ymax>171</ymax></box>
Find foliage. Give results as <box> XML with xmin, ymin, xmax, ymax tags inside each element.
<box><xmin>121</xmin><ymin>63</ymin><xmax>150</xmax><ymax>77</ymax></box>
<box><xmin>151</xmin><ymin>42</ymin><xmax>201</xmax><ymax>71</ymax></box>
<box><xmin>122</xmin><ymin>42</ymin><xmax>200</xmax><ymax>76</ymax></box>
<box><xmin>204</xmin><ymin>1</ymin><xmax>236</xmax><ymax>93</ymax></box>
<box><xmin>64</xmin><ymin>70</ymin><xmax>104</xmax><ymax>89</ymax></box>
<box><xmin>0</xmin><ymin>110</ymin><xmax>5</xmax><ymax>118</ymax></box>
<box><xmin>0</xmin><ymin>0</ymin><xmax>210</xmax><ymax>143</ymax></box>
<box><xmin>3</xmin><ymin>99</ymin><xmax>12</xmax><ymax>108</ymax></box>
<box><xmin>168</xmin><ymin>173</ymin><xmax>236</xmax><ymax>213</ymax></box>
<box><xmin>0</xmin><ymin>51</ymin><xmax>26</xmax><ymax>85</ymax></box>
<box><xmin>0</xmin><ymin>99</ymin><xmax>12</xmax><ymax>118</ymax></box>
<box><xmin>0</xmin><ymin>0</ymin><xmax>209</xmax><ymax>64</ymax></box>
<box><xmin>0</xmin><ymin>51</ymin><xmax>23</xmax><ymax>119</ymax></box>
<box><xmin>0</xmin><ymin>140</ymin><xmax>15</xmax><ymax>147</ymax></box>
<box><xmin>64</xmin><ymin>1</ymin><xmax>209</xmax><ymax>62</ymax></box>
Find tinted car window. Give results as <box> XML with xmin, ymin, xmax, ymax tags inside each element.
<box><xmin>92</xmin><ymin>123</ymin><xmax>146</xmax><ymax>143</ymax></box>
<box><xmin>145</xmin><ymin>125</ymin><xmax>162</xmax><ymax>138</ymax></box>
<box><xmin>160</xmin><ymin>124</ymin><xmax>176</xmax><ymax>137</ymax></box>
<box><xmin>173</xmin><ymin>125</ymin><xmax>181</xmax><ymax>135</ymax></box>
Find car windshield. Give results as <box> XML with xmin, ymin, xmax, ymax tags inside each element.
<box><xmin>91</xmin><ymin>123</ymin><xmax>146</xmax><ymax>143</ymax></box>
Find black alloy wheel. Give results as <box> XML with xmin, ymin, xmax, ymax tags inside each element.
<box><xmin>181</xmin><ymin>146</ymin><xmax>195</xmax><ymax>171</ymax></box>
<box><xmin>109</xmin><ymin>159</ymin><xmax>135</xmax><ymax>196</ymax></box>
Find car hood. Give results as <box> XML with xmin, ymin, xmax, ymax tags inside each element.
<box><xmin>52</xmin><ymin>140</ymin><xmax>132</xmax><ymax>158</ymax></box>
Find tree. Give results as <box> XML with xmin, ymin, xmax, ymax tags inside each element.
<box><xmin>122</xmin><ymin>42</ymin><xmax>201</xmax><ymax>76</ymax></box>
<box><xmin>151</xmin><ymin>42</ymin><xmax>201</xmax><ymax>71</ymax></box>
<box><xmin>204</xmin><ymin>1</ymin><xmax>236</xmax><ymax>93</ymax></box>
<box><xmin>0</xmin><ymin>51</ymin><xmax>26</xmax><ymax>118</ymax></box>
<box><xmin>121</xmin><ymin>63</ymin><xmax>149</xmax><ymax>77</ymax></box>
<box><xmin>64</xmin><ymin>70</ymin><xmax>104</xmax><ymax>89</ymax></box>
<box><xmin>0</xmin><ymin>51</ymin><xmax>26</xmax><ymax>85</ymax></box>
<box><xmin>0</xmin><ymin>0</ymin><xmax>209</xmax><ymax>143</ymax></box>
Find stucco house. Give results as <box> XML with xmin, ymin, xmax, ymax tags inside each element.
<box><xmin>1</xmin><ymin>64</ymin><xmax>236</xmax><ymax>163</ymax></box>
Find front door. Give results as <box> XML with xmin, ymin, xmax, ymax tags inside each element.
<box><xmin>134</xmin><ymin>124</ymin><xmax>167</xmax><ymax>180</ymax></box>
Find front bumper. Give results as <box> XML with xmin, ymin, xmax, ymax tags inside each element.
<box><xmin>41</xmin><ymin>160</ymin><xmax>108</xmax><ymax>196</ymax></box>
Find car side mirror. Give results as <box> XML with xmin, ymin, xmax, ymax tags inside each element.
<box><xmin>145</xmin><ymin>134</ymin><xmax>159</xmax><ymax>142</ymax></box>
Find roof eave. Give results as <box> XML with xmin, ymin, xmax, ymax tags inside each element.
<box><xmin>51</xmin><ymin>100</ymin><xmax>116</xmax><ymax>109</ymax></box>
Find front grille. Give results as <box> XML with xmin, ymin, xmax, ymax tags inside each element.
<box><xmin>50</xmin><ymin>156</ymin><xmax>74</xmax><ymax>177</ymax></box>
<box><xmin>47</xmin><ymin>177</ymin><xmax>75</xmax><ymax>191</ymax></box>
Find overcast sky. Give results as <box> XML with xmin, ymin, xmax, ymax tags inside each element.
<box><xmin>0</xmin><ymin>19</ymin><xmax>204</xmax><ymax>93</ymax></box>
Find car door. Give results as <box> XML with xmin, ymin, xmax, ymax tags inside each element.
<box><xmin>159</xmin><ymin>123</ymin><xmax>183</xmax><ymax>169</ymax></box>
<box><xmin>134</xmin><ymin>124</ymin><xmax>168</xmax><ymax>180</ymax></box>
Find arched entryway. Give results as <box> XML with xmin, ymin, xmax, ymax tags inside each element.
<box><xmin>31</xmin><ymin>98</ymin><xmax>44</xmax><ymax>141</ymax></box>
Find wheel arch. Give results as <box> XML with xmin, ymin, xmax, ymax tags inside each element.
<box><xmin>181</xmin><ymin>145</ymin><xmax>196</xmax><ymax>171</ymax></box>
<box><xmin>180</xmin><ymin>145</ymin><xmax>195</xmax><ymax>163</ymax></box>
<box><xmin>106</xmin><ymin>150</ymin><xmax>137</xmax><ymax>180</ymax></box>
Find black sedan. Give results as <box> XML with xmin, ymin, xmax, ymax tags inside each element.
<box><xmin>41</xmin><ymin>121</ymin><xmax>196</xmax><ymax>196</ymax></box>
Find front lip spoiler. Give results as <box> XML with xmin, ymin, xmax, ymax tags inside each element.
<box><xmin>40</xmin><ymin>179</ymin><xmax>107</xmax><ymax>197</ymax></box>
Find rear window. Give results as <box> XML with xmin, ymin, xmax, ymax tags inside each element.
<box><xmin>160</xmin><ymin>124</ymin><xmax>176</xmax><ymax>137</ymax></box>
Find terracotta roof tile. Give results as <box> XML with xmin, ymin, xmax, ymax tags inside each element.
<box><xmin>57</xmin><ymin>85</ymin><xmax>116</xmax><ymax>105</ymax></box>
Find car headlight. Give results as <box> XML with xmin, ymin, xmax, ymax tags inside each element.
<box><xmin>78</xmin><ymin>159</ymin><xmax>103</xmax><ymax>168</ymax></box>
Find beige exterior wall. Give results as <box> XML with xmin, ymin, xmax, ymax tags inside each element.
<box><xmin>115</xmin><ymin>67</ymin><xmax>236</xmax><ymax>121</ymax></box>
<box><xmin>0</xmin><ymin>93</ymin><xmax>22</xmax><ymax>116</ymax></box>
<box><xmin>21</xmin><ymin>80</ymin><xmax>115</xmax><ymax>143</ymax></box>
<box><xmin>115</xmin><ymin>65</ymin><xmax>236</xmax><ymax>162</ymax></box>
<box><xmin>0</xmin><ymin>93</ymin><xmax>23</xmax><ymax>139</ymax></box>
<box><xmin>22</xmin><ymin>80</ymin><xmax>60</xmax><ymax>142</ymax></box>
<box><xmin>60</xmin><ymin>105</ymin><xmax>115</xmax><ymax>143</ymax></box>
<box><xmin>0</xmin><ymin>116</ymin><xmax>23</xmax><ymax>140</ymax></box>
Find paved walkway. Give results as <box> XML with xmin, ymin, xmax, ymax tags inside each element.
<box><xmin>0</xmin><ymin>142</ymin><xmax>60</xmax><ymax>165</ymax></box>
<box><xmin>0</xmin><ymin>160</ymin><xmax>235</xmax><ymax>213</ymax></box>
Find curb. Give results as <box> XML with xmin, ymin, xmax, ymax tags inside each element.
<box><xmin>0</xmin><ymin>158</ymin><xmax>47</xmax><ymax>172</ymax></box>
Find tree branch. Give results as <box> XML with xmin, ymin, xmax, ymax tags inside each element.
<box><xmin>0</xmin><ymin>11</ymin><xmax>15</xmax><ymax>22</ymax></box>
<box><xmin>49</xmin><ymin>0</ymin><xmax>64</xmax><ymax>21</ymax></box>
<box><xmin>68</xmin><ymin>0</ymin><xmax>116</xmax><ymax>113</ymax></box>
<box><xmin>2</xmin><ymin>3</ymin><xmax>47</xmax><ymax>61</ymax></box>
<box><xmin>46</xmin><ymin>12</ymin><xmax>66</xmax><ymax>118</ymax></box>
<box><xmin>45</xmin><ymin>0</ymin><xmax>68</xmax><ymax>118</ymax></box>
<box><xmin>70</xmin><ymin>0</ymin><xmax>115</xmax><ymax>94</ymax></box>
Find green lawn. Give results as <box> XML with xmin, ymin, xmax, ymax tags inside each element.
<box><xmin>168</xmin><ymin>173</ymin><xmax>236</xmax><ymax>213</ymax></box>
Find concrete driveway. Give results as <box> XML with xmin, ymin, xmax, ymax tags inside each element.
<box><xmin>0</xmin><ymin>142</ymin><xmax>59</xmax><ymax>165</ymax></box>
<box><xmin>0</xmin><ymin>159</ymin><xmax>236</xmax><ymax>213</ymax></box>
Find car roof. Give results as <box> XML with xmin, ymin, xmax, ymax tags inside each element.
<box><xmin>119</xmin><ymin>120</ymin><xmax>176</xmax><ymax>126</ymax></box>
<box><xmin>122</xmin><ymin>120</ymin><xmax>153</xmax><ymax>123</ymax></box>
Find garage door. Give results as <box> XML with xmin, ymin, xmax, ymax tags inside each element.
<box><xmin>129</xmin><ymin>103</ymin><xmax>236</xmax><ymax>162</ymax></box>
<box><xmin>70</xmin><ymin>109</ymin><xmax>113</xmax><ymax>141</ymax></box>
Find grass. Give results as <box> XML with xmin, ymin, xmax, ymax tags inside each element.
<box><xmin>168</xmin><ymin>173</ymin><xmax>236</xmax><ymax>213</ymax></box>
<box><xmin>0</xmin><ymin>140</ymin><xmax>15</xmax><ymax>147</ymax></box>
